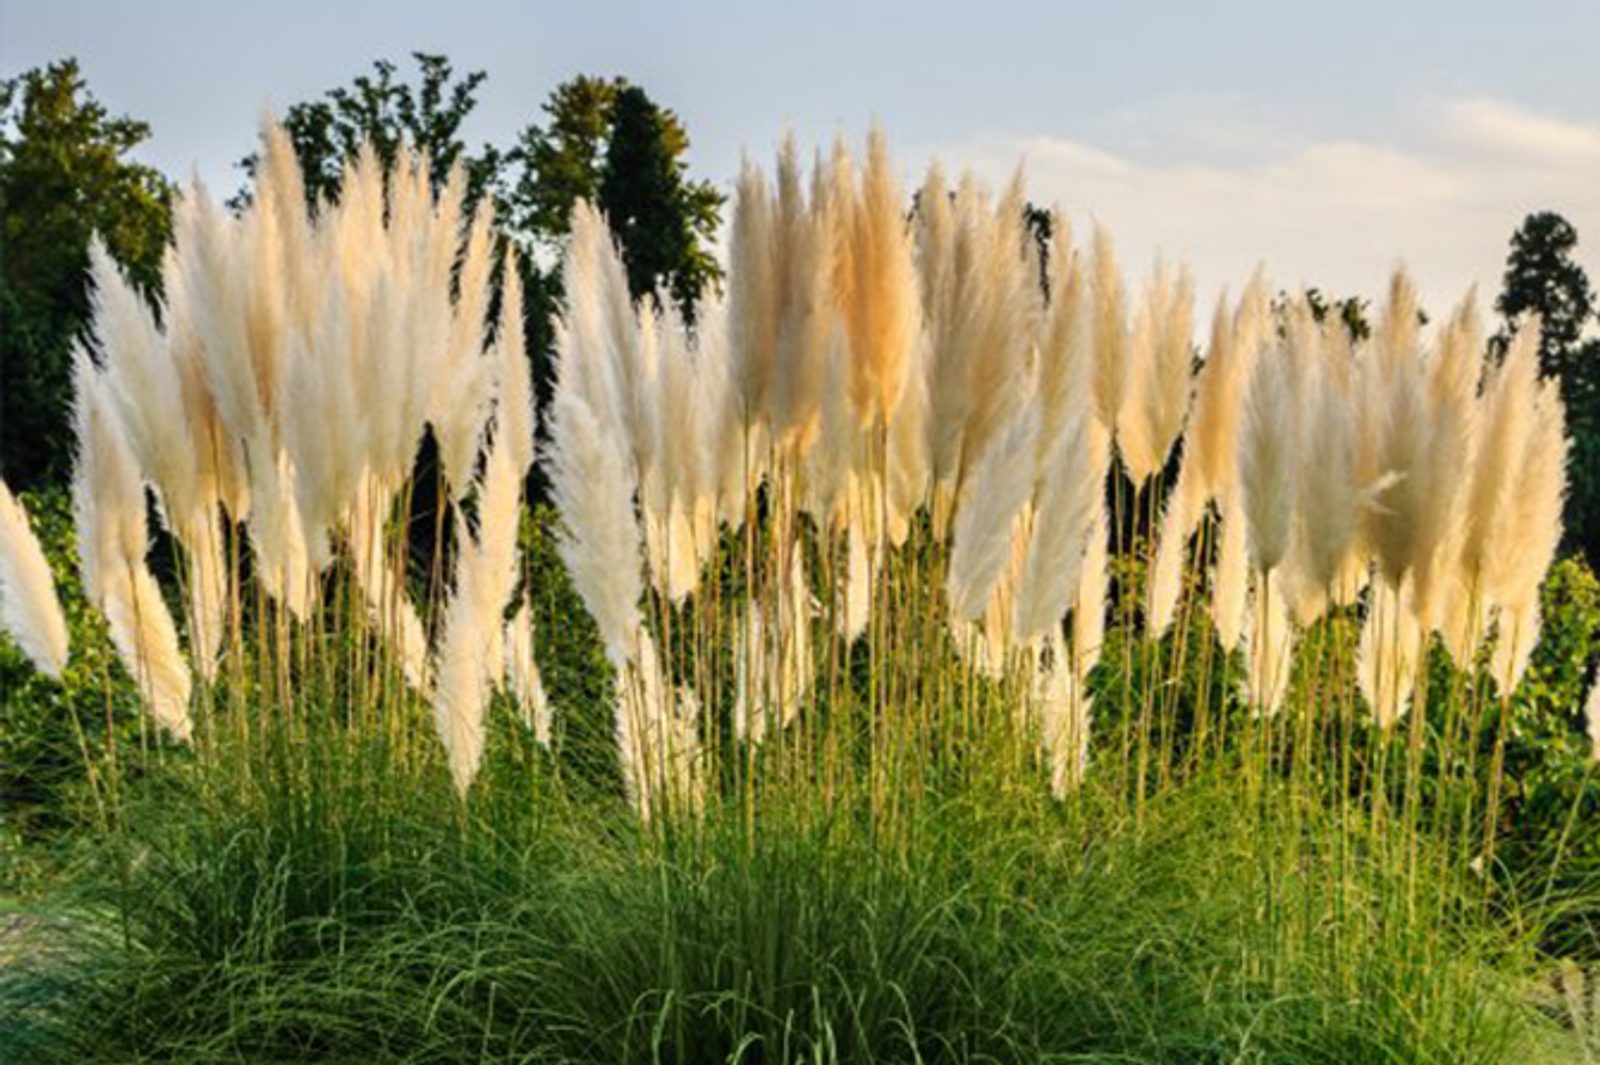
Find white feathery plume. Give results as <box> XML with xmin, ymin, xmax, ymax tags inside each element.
<box><xmin>1089</xmin><ymin>225</ymin><xmax>1128</xmax><ymax>438</ymax></box>
<box><xmin>1458</xmin><ymin>321</ymin><xmax>1539</xmax><ymax>601</ymax></box>
<box><xmin>1035</xmin><ymin>223</ymin><xmax>1091</xmax><ymax>467</ymax></box>
<box><xmin>1491</xmin><ymin>603</ymin><xmax>1540</xmax><ymax>698</ymax></box>
<box><xmin>885</xmin><ymin>336</ymin><xmax>931</xmax><ymax>546</ymax></box>
<box><xmin>1292</xmin><ymin>352</ymin><xmax>1360</xmax><ymax>598</ymax></box>
<box><xmin>1359</xmin><ymin>579</ymin><xmax>1421</xmax><ymax>728</ymax></box>
<box><xmin>0</xmin><ymin>483</ymin><xmax>70</xmax><ymax>678</ymax></box>
<box><xmin>1014</xmin><ymin>413</ymin><xmax>1099</xmax><ymax>645</ymax></box>
<box><xmin>547</xmin><ymin>391</ymin><xmax>642</xmax><ymax>670</ymax></box>
<box><xmin>840</xmin><ymin>510</ymin><xmax>873</xmax><ymax>642</ymax></box>
<box><xmin>735</xmin><ymin>603</ymin><xmax>770</xmax><ymax>743</ymax></box>
<box><xmin>842</xmin><ymin>130</ymin><xmax>919</xmax><ymax>427</ymax></box>
<box><xmin>770</xmin><ymin>136</ymin><xmax>832</xmax><ymax>451</ymax></box>
<box><xmin>1036</xmin><ymin>628</ymin><xmax>1091</xmax><ymax>798</ymax></box>
<box><xmin>432</xmin><ymin>518</ymin><xmax>490</xmax><ymax>797</ymax></box>
<box><xmin>496</xmin><ymin>249</ymin><xmax>537</xmax><ymax>477</ymax></box>
<box><xmin>728</xmin><ymin>156</ymin><xmax>778</xmax><ymax>424</ymax></box>
<box><xmin>1146</xmin><ymin>479</ymin><xmax>1197</xmax><ymax>639</ymax></box>
<box><xmin>89</xmin><ymin>239</ymin><xmax>199</xmax><ymax>523</ymax></box>
<box><xmin>781</xmin><ymin>550</ymin><xmax>815</xmax><ymax>729</ymax></box>
<box><xmin>1072</xmin><ymin>510</ymin><xmax>1110</xmax><ymax>685</ymax></box>
<box><xmin>282</xmin><ymin>286</ymin><xmax>363</xmax><ymax>571</ymax></box>
<box><xmin>1245</xmin><ymin>574</ymin><xmax>1294</xmax><ymax>717</ymax></box>
<box><xmin>72</xmin><ymin>354</ymin><xmax>192</xmax><ymax>740</ymax></box>
<box><xmin>1118</xmin><ymin>259</ymin><xmax>1194</xmax><ymax>484</ymax></box>
<box><xmin>1212</xmin><ymin>500</ymin><xmax>1251</xmax><ymax>653</ymax></box>
<box><xmin>472</xmin><ymin>433</ymin><xmax>526</xmax><ymax>682</ymax></box>
<box><xmin>559</xmin><ymin>201</ymin><xmax>636</xmax><ymax>446</ymax></box>
<box><xmin>1490</xmin><ymin>378</ymin><xmax>1567</xmax><ymax>618</ymax></box>
<box><xmin>505</xmin><ymin>601</ymin><xmax>550</xmax><ymax>746</ymax></box>
<box><xmin>429</xmin><ymin>186</ymin><xmax>496</xmax><ymax>492</ymax></box>
<box><xmin>804</xmin><ymin>322</ymin><xmax>862</xmax><ymax>526</ymax></box>
<box><xmin>947</xmin><ymin>405</ymin><xmax>1039</xmax><ymax>621</ymax></box>
<box><xmin>1237</xmin><ymin>350</ymin><xmax>1297</xmax><ymax>575</ymax></box>
<box><xmin>349</xmin><ymin>474</ymin><xmax>429</xmax><ymax>689</ymax></box>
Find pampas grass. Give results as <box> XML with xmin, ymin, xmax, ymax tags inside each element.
<box><xmin>73</xmin><ymin>351</ymin><xmax>193</xmax><ymax>740</ymax></box>
<box><xmin>1238</xmin><ymin>348</ymin><xmax>1297</xmax><ymax>575</ymax></box>
<box><xmin>14</xmin><ymin>124</ymin><xmax>1596</xmax><ymax>1065</ymax></box>
<box><xmin>0</xmin><ymin>482</ymin><xmax>70</xmax><ymax>678</ymax></box>
<box><xmin>23</xmin><ymin>120</ymin><xmax>1578</xmax><ymax>849</ymax></box>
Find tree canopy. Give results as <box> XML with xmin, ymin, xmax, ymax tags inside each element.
<box><xmin>0</xmin><ymin>59</ymin><xmax>172</xmax><ymax>488</ymax></box>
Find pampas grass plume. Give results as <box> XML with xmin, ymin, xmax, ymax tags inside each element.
<box><xmin>0</xmin><ymin>483</ymin><xmax>70</xmax><ymax>678</ymax></box>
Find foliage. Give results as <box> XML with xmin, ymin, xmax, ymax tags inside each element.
<box><xmin>0</xmin><ymin>60</ymin><xmax>172</xmax><ymax>490</ymax></box>
<box><xmin>1493</xmin><ymin>212</ymin><xmax>1600</xmax><ymax>565</ymax></box>
<box><xmin>1</xmin><ymin>718</ymin><xmax>1574</xmax><ymax>1064</ymax></box>
<box><xmin>595</xmin><ymin>85</ymin><xmax>725</xmax><ymax>321</ymax></box>
<box><xmin>0</xmin><ymin>489</ymin><xmax>141</xmax><ymax>885</ymax></box>
<box><xmin>231</xmin><ymin>52</ymin><xmax>500</xmax><ymax>212</ymax></box>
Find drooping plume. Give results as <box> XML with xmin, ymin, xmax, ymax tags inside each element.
<box><xmin>0</xmin><ymin>483</ymin><xmax>70</xmax><ymax>678</ymax></box>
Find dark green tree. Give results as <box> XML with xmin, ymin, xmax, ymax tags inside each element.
<box><xmin>596</xmin><ymin>85</ymin><xmax>723</xmax><ymax>319</ymax></box>
<box><xmin>1494</xmin><ymin>212</ymin><xmax>1596</xmax><ymax>378</ymax></box>
<box><xmin>1494</xmin><ymin>212</ymin><xmax>1600</xmax><ymax>564</ymax></box>
<box><xmin>0</xmin><ymin>60</ymin><xmax>172</xmax><ymax>489</ymax></box>
<box><xmin>500</xmin><ymin>75</ymin><xmax>619</xmax><ymax>244</ymax></box>
<box><xmin>503</xmin><ymin>76</ymin><xmax>723</xmax><ymax>405</ymax></box>
<box><xmin>232</xmin><ymin>52</ymin><xmax>500</xmax><ymax>212</ymax></box>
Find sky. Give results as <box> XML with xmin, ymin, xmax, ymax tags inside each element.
<box><xmin>4</xmin><ymin>0</ymin><xmax>1599</xmax><ymax>323</ymax></box>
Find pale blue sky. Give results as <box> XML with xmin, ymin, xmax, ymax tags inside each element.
<box><xmin>4</xmin><ymin>0</ymin><xmax>1599</xmax><ymax>316</ymax></box>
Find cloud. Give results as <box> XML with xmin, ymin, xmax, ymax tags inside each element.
<box><xmin>917</xmin><ymin>96</ymin><xmax>1600</xmax><ymax>331</ymax></box>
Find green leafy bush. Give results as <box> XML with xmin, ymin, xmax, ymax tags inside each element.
<box><xmin>0</xmin><ymin>488</ymin><xmax>141</xmax><ymax>881</ymax></box>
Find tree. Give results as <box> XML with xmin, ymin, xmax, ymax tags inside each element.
<box><xmin>596</xmin><ymin>85</ymin><xmax>723</xmax><ymax>320</ymax></box>
<box><xmin>503</xmin><ymin>76</ymin><xmax>724</xmax><ymax>403</ymax></box>
<box><xmin>1495</xmin><ymin>212</ymin><xmax>1596</xmax><ymax>378</ymax></box>
<box><xmin>1494</xmin><ymin>212</ymin><xmax>1600</xmax><ymax>564</ymax></box>
<box><xmin>0</xmin><ymin>60</ymin><xmax>172</xmax><ymax>489</ymax></box>
<box><xmin>506</xmin><ymin>78</ymin><xmax>723</xmax><ymax>312</ymax></box>
<box><xmin>232</xmin><ymin>52</ymin><xmax>500</xmax><ymax>212</ymax></box>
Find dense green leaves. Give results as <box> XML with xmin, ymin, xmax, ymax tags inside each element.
<box><xmin>0</xmin><ymin>60</ymin><xmax>172</xmax><ymax>490</ymax></box>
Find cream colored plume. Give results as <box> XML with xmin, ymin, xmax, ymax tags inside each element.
<box><xmin>1036</xmin><ymin>629</ymin><xmax>1091</xmax><ymax>798</ymax></box>
<box><xmin>1035</xmin><ymin>222</ymin><xmax>1091</xmax><ymax>467</ymax></box>
<box><xmin>1073</xmin><ymin>511</ymin><xmax>1110</xmax><ymax>684</ymax></box>
<box><xmin>1014</xmin><ymin>414</ymin><xmax>1099</xmax><ymax>646</ymax></box>
<box><xmin>728</xmin><ymin>156</ymin><xmax>778</xmax><ymax>423</ymax></box>
<box><xmin>769</xmin><ymin>137</ymin><xmax>833</xmax><ymax>450</ymax></box>
<box><xmin>617</xmin><ymin>629</ymin><xmax>701</xmax><ymax>819</ymax></box>
<box><xmin>1245</xmin><ymin>574</ymin><xmax>1294</xmax><ymax>717</ymax></box>
<box><xmin>350</xmin><ymin>474</ymin><xmax>429</xmax><ymax>689</ymax></box>
<box><xmin>72</xmin><ymin>354</ymin><xmax>192</xmax><ymax>741</ymax></box>
<box><xmin>1146</xmin><ymin>478</ymin><xmax>1198</xmax><ymax>639</ymax></box>
<box><xmin>840</xmin><ymin>516</ymin><xmax>873</xmax><ymax>642</ymax></box>
<box><xmin>841</xmin><ymin>130</ymin><xmax>919</xmax><ymax>427</ymax></box>
<box><xmin>432</xmin><ymin>521</ymin><xmax>491</xmax><ymax>797</ymax></box>
<box><xmin>1359</xmin><ymin>580</ymin><xmax>1421</xmax><ymax>728</ymax></box>
<box><xmin>94</xmin><ymin>241</ymin><xmax>231</xmax><ymax>675</ymax></box>
<box><xmin>1491</xmin><ymin>603</ymin><xmax>1540</xmax><ymax>697</ymax></box>
<box><xmin>948</xmin><ymin>406</ymin><xmax>1039</xmax><ymax>621</ymax></box>
<box><xmin>1237</xmin><ymin>350</ymin><xmax>1297</xmax><ymax>574</ymax></box>
<box><xmin>546</xmin><ymin>391</ymin><xmax>642</xmax><ymax>670</ymax></box>
<box><xmin>496</xmin><ymin>250</ymin><xmax>537</xmax><ymax>477</ymax></box>
<box><xmin>1118</xmin><ymin>259</ymin><xmax>1194</xmax><ymax>484</ymax></box>
<box><xmin>0</xmin><ymin>483</ymin><xmax>70</xmax><ymax>678</ymax></box>
<box><xmin>1291</xmin><ymin>351</ymin><xmax>1360</xmax><ymax>601</ymax></box>
<box><xmin>1212</xmin><ymin>501</ymin><xmax>1250</xmax><ymax>652</ymax></box>
<box><xmin>559</xmin><ymin>201</ymin><xmax>637</xmax><ymax>447</ymax></box>
<box><xmin>1089</xmin><ymin>225</ymin><xmax>1129</xmax><ymax>437</ymax></box>
<box><xmin>505</xmin><ymin>602</ymin><xmax>550</xmax><ymax>746</ymax></box>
